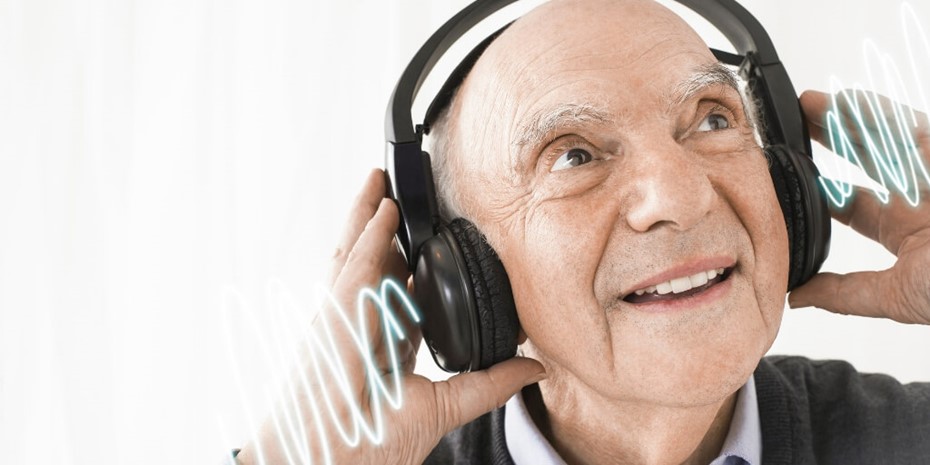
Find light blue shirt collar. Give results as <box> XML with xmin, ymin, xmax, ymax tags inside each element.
<box><xmin>709</xmin><ymin>374</ymin><xmax>761</xmax><ymax>465</ymax></box>
<box><xmin>504</xmin><ymin>375</ymin><xmax>762</xmax><ymax>465</ymax></box>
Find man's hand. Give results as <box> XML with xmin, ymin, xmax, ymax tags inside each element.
<box><xmin>789</xmin><ymin>90</ymin><xmax>930</xmax><ymax>325</ymax></box>
<box><xmin>235</xmin><ymin>169</ymin><xmax>546</xmax><ymax>465</ymax></box>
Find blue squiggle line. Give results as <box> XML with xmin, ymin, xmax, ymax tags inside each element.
<box><xmin>220</xmin><ymin>278</ymin><xmax>421</xmax><ymax>465</ymax></box>
<box><xmin>818</xmin><ymin>2</ymin><xmax>930</xmax><ymax>208</ymax></box>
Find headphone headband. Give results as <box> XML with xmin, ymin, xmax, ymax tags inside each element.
<box><xmin>385</xmin><ymin>0</ymin><xmax>515</xmax><ymax>145</ymax></box>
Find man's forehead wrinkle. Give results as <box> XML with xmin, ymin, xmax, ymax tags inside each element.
<box><xmin>510</xmin><ymin>24</ymin><xmax>692</xmax><ymax>75</ymax></box>
<box><xmin>541</xmin><ymin>34</ymin><xmax>638</xmax><ymax>69</ymax></box>
<box><xmin>468</xmin><ymin>30</ymin><xmax>584</xmax><ymax>185</ymax></box>
<box><xmin>455</xmin><ymin>35</ymin><xmax>527</xmax><ymax>184</ymax></box>
<box><xmin>540</xmin><ymin>56</ymin><xmax>641</xmax><ymax>77</ymax></box>
<box><xmin>491</xmin><ymin>0</ymin><xmax>690</xmax><ymax>66</ymax></box>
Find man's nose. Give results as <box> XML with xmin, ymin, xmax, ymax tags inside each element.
<box><xmin>623</xmin><ymin>144</ymin><xmax>715</xmax><ymax>233</ymax></box>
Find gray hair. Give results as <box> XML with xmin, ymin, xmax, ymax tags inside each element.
<box><xmin>424</xmin><ymin>94</ymin><xmax>469</xmax><ymax>222</ymax></box>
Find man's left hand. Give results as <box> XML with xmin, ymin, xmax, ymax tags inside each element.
<box><xmin>789</xmin><ymin>89</ymin><xmax>930</xmax><ymax>325</ymax></box>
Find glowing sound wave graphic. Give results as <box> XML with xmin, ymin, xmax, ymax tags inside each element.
<box><xmin>819</xmin><ymin>3</ymin><xmax>930</xmax><ymax>208</ymax></box>
<box><xmin>221</xmin><ymin>278</ymin><xmax>421</xmax><ymax>465</ymax></box>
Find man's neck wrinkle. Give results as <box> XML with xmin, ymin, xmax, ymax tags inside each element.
<box><xmin>525</xmin><ymin>381</ymin><xmax>737</xmax><ymax>465</ymax></box>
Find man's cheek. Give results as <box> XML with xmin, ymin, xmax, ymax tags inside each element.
<box><xmin>751</xmin><ymin>190</ymin><xmax>791</xmax><ymax>331</ymax></box>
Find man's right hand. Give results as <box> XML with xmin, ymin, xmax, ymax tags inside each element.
<box><xmin>790</xmin><ymin>90</ymin><xmax>930</xmax><ymax>326</ymax></box>
<box><xmin>235</xmin><ymin>169</ymin><xmax>546</xmax><ymax>465</ymax></box>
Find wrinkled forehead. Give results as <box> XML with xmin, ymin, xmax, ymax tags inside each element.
<box><xmin>455</xmin><ymin>0</ymin><xmax>718</xmax><ymax>139</ymax></box>
<box><xmin>494</xmin><ymin>0</ymin><xmax>707</xmax><ymax>64</ymax></box>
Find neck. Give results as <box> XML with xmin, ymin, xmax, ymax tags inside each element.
<box><xmin>523</xmin><ymin>378</ymin><xmax>738</xmax><ymax>465</ymax></box>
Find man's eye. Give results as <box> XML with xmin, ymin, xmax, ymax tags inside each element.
<box><xmin>551</xmin><ymin>148</ymin><xmax>593</xmax><ymax>171</ymax></box>
<box><xmin>696</xmin><ymin>113</ymin><xmax>730</xmax><ymax>132</ymax></box>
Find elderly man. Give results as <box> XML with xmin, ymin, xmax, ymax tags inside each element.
<box><xmin>234</xmin><ymin>0</ymin><xmax>930</xmax><ymax>464</ymax></box>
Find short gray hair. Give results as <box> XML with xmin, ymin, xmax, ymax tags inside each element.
<box><xmin>425</xmin><ymin>94</ymin><xmax>469</xmax><ymax>222</ymax></box>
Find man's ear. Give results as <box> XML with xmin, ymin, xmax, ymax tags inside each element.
<box><xmin>517</xmin><ymin>329</ymin><xmax>528</xmax><ymax>345</ymax></box>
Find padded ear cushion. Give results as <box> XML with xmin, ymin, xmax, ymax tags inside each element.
<box><xmin>446</xmin><ymin>218</ymin><xmax>519</xmax><ymax>370</ymax></box>
<box><xmin>765</xmin><ymin>146</ymin><xmax>805</xmax><ymax>289</ymax></box>
<box><xmin>765</xmin><ymin>145</ymin><xmax>831</xmax><ymax>291</ymax></box>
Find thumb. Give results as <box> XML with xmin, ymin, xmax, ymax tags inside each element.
<box><xmin>432</xmin><ymin>357</ymin><xmax>546</xmax><ymax>434</ymax></box>
<box><xmin>788</xmin><ymin>270</ymin><xmax>893</xmax><ymax>319</ymax></box>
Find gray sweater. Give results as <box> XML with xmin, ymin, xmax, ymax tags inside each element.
<box><xmin>424</xmin><ymin>356</ymin><xmax>930</xmax><ymax>464</ymax></box>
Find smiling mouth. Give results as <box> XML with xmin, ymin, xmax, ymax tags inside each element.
<box><xmin>622</xmin><ymin>267</ymin><xmax>734</xmax><ymax>304</ymax></box>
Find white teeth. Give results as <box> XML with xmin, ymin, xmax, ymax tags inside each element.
<box><xmin>630</xmin><ymin>267</ymin><xmax>728</xmax><ymax>298</ymax></box>
<box><xmin>655</xmin><ymin>281</ymin><xmax>672</xmax><ymax>295</ymax></box>
<box><xmin>689</xmin><ymin>270</ymin><xmax>708</xmax><ymax>287</ymax></box>
<box><xmin>670</xmin><ymin>276</ymin><xmax>691</xmax><ymax>293</ymax></box>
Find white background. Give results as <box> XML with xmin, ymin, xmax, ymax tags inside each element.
<box><xmin>1</xmin><ymin>1</ymin><xmax>928</xmax><ymax>464</ymax></box>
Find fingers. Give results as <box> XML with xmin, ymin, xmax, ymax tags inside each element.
<box><xmin>801</xmin><ymin>89</ymin><xmax>930</xmax><ymax>188</ymax></box>
<box><xmin>332</xmin><ymin>198</ymin><xmax>400</xmax><ymax>299</ymax></box>
<box><xmin>327</xmin><ymin>169</ymin><xmax>389</xmax><ymax>288</ymax></box>
<box><xmin>788</xmin><ymin>268</ymin><xmax>930</xmax><ymax>325</ymax></box>
<box><xmin>317</xmin><ymin>198</ymin><xmax>401</xmax><ymax>390</ymax></box>
<box><xmin>827</xmin><ymin>184</ymin><xmax>886</xmax><ymax>243</ymax></box>
<box><xmin>396</xmin><ymin>276</ymin><xmax>424</xmax><ymax>374</ymax></box>
<box><xmin>431</xmin><ymin>357</ymin><xmax>546</xmax><ymax>435</ymax></box>
<box><xmin>788</xmin><ymin>270</ymin><xmax>892</xmax><ymax>319</ymax></box>
<box><xmin>826</xmin><ymin>170</ymin><xmax>930</xmax><ymax>256</ymax></box>
<box><xmin>802</xmin><ymin>89</ymin><xmax>929</xmax><ymax>146</ymax></box>
<box><xmin>802</xmin><ymin>89</ymin><xmax>930</xmax><ymax>253</ymax></box>
<box><xmin>799</xmin><ymin>89</ymin><xmax>831</xmax><ymax>140</ymax></box>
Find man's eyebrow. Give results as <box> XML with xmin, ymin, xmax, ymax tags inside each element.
<box><xmin>512</xmin><ymin>102</ymin><xmax>614</xmax><ymax>149</ymax></box>
<box><xmin>670</xmin><ymin>62</ymin><xmax>740</xmax><ymax>109</ymax></box>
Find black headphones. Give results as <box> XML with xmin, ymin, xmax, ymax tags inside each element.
<box><xmin>384</xmin><ymin>0</ymin><xmax>831</xmax><ymax>373</ymax></box>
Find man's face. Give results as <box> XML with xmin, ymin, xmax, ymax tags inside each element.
<box><xmin>449</xmin><ymin>0</ymin><xmax>789</xmax><ymax>406</ymax></box>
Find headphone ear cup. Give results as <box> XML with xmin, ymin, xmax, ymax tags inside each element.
<box><xmin>765</xmin><ymin>145</ymin><xmax>831</xmax><ymax>291</ymax></box>
<box><xmin>446</xmin><ymin>218</ymin><xmax>519</xmax><ymax>370</ymax></box>
<box><xmin>413</xmin><ymin>218</ymin><xmax>519</xmax><ymax>372</ymax></box>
